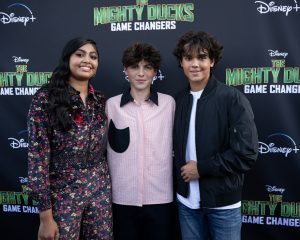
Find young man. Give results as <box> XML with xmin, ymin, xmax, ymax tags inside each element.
<box><xmin>106</xmin><ymin>43</ymin><xmax>175</xmax><ymax>240</ymax></box>
<box><xmin>173</xmin><ymin>31</ymin><xmax>258</xmax><ymax>240</ymax></box>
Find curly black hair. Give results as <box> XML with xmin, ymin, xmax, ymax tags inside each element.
<box><xmin>122</xmin><ymin>42</ymin><xmax>161</xmax><ymax>71</ymax></box>
<box><xmin>173</xmin><ymin>31</ymin><xmax>223</xmax><ymax>68</ymax></box>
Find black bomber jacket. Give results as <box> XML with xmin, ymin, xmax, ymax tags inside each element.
<box><xmin>173</xmin><ymin>75</ymin><xmax>258</xmax><ymax>208</ymax></box>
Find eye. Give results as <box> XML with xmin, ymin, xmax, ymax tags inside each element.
<box><xmin>199</xmin><ymin>56</ymin><xmax>208</xmax><ymax>60</ymax></box>
<box><xmin>145</xmin><ymin>65</ymin><xmax>154</xmax><ymax>70</ymax></box>
<box><xmin>183</xmin><ymin>56</ymin><xmax>192</xmax><ymax>61</ymax></box>
<box><xmin>130</xmin><ymin>64</ymin><xmax>138</xmax><ymax>69</ymax></box>
<box><xmin>90</xmin><ymin>54</ymin><xmax>98</xmax><ymax>60</ymax></box>
<box><xmin>75</xmin><ymin>52</ymin><xmax>84</xmax><ymax>57</ymax></box>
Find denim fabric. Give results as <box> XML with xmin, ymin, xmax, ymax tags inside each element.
<box><xmin>178</xmin><ymin>201</ymin><xmax>241</xmax><ymax>240</ymax></box>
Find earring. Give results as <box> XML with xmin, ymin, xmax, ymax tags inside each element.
<box><xmin>152</xmin><ymin>76</ymin><xmax>157</xmax><ymax>84</ymax></box>
<box><xmin>123</xmin><ymin>70</ymin><xmax>129</xmax><ymax>81</ymax></box>
<box><xmin>152</xmin><ymin>69</ymin><xmax>164</xmax><ymax>84</ymax></box>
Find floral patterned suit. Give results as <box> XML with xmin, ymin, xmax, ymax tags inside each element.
<box><xmin>27</xmin><ymin>85</ymin><xmax>113</xmax><ymax>239</ymax></box>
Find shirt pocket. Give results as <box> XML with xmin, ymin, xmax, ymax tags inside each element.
<box><xmin>230</xmin><ymin>123</ymin><xmax>253</xmax><ymax>154</ymax></box>
<box><xmin>108</xmin><ymin>119</ymin><xmax>130</xmax><ymax>153</ymax></box>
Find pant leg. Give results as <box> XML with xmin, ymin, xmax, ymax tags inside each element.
<box><xmin>177</xmin><ymin>201</ymin><xmax>209</xmax><ymax>240</ymax></box>
<box><xmin>79</xmin><ymin>190</ymin><xmax>112</xmax><ymax>240</ymax></box>
<box><xmin>206</xmin><ymin>207</ymin><xmax>241</xmax><ymax>240</ymax></box>
<box><xmin>80</xmin><ymin>163</ymin><xmax>113</xmax><ymax>240</ymax></box>
<box><xmin>112</xmin><ymin>204</ymin><xmax>141</xmax><ymax>240</ymax></box>
<box><xmin>141</xmin><ymin>203</ymin><xmax>173</xmax><ymax>240</ymax></box>
<box><xmin>52</xmin><ymin>190</ymin><xmax>84</xmax><ymax>240</ymax></box>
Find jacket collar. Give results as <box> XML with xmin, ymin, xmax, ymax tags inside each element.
<box><xmin>184</xmin><ymin>75</ymin><xmax>217</xmax><ymax>99</ymax></box>
<box><xmin>120</xmin><ymin>87</ymin><xmax>158</xmax><ymax>107</ymax></box>
<box><xmin>201</xmin><ymin>75</ymin><xmax>217</xmax><ymax>99</ymax></box>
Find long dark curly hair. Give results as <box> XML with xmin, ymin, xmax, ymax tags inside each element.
<box><xmin>45</xmin><ymin>37</ymin><xmax>99</xmax><ymax>131</ymax></box>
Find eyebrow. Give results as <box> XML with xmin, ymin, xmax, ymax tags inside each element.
<box><xmin>183</xmin><ymin>53</ymin><xmax>209</xmax><ymax>58</ymax></box>
<box><xmin>129</xmin><ymin>62</ymin><xmax>153</xmax><ymax>67</ymax></box>
<box><xmin>198</xmin><ymin>53</ymin><xmax>209</xmax><ymax>57</ymax></box>
<box><xmin>76</xmin><ymin>49</ymin><xmax>98</xmax><ymax>54</ymax></box>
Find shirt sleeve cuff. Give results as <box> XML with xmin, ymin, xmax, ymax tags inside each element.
<box><xmin>31</xmin><ymin>192</ymin><xmax>52</xmax><ymax>212</ymax></box>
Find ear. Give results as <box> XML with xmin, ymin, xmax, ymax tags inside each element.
<box><xmin>123</xmin><ymin>67</ymin><xmax>127</xmax><ymax>75</ymax></box>
<box><xmin>210</xmin><ymin>59</ymin><xmax>215</xmax><ymax>68</ymax></box>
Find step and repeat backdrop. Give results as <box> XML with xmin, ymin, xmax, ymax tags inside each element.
<box><xmin>0</xmin><ymin>0</ymin><xmax>299</xmax><ymax>239</ymax></box>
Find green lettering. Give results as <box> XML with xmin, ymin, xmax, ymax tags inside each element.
<box><xmin>269</xmin><ymin>202</ymin><xmax>277</xmax><ymax>215</ymax></box>
<box><xmin>183</xmin><ymin>3</ymin><xmax>194</xmax><ymax>22</ymax></box>
<box><xmin>283</xmin><ymin>67</ymin><xmax>294</xmax><ymax>83</ymax></box>
<box><xmin>166</xmin><ymin>5</ymin><xmax>176</xmax><ymax>20</ymax></box>
<box><xmin>226</xmin><ymin>68</ymin><xmax>241</xmax><ymax>86</ymax></box>
<box><xmin>127</xmin><ymin>6</ymin><xmax>135</xmax><ymax>21</ymax></box>
<box><xmin>271</xmin><ymin>68</ymin><xmax>280</xmax><ymax>83</ymax></box>
<box><xmin>109</xmin><ymin>6</ymin><xmax>118</xmax><ymax>23</ymax></box>
<box><xmin>294</xmin><ymin>67</ymin><xmax>300</xmax><ymax>83</ymax></box>
<box><xmin>135</xmin><ymin>6</ymin><xmax>144</xmax><ymax>20</ymax></box>
<box><xmin>147</xmin><ymin>5</ymin><xmax>156</xmax><ymax>20</ymax></box>
<box><xmin>8</xmin><ymin>192</ymin><xmax>16</xmax><ymax>204</ymax></box>
<box><xmin>94</xmin><ymin>7</ymin><xmax>108</xmax><ymax>25</ymax></box>
<box><xmin>174</xmin><ymin>4</ymin><xmax>184</xmax><ymax>21</ymax></box>
<box><xmin>15</xmin><ymin>73</ymin><xmax>23</xmax><ymax>86</ymax></box>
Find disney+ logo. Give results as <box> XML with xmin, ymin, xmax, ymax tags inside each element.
<box><xmin>0</xmin><ymin>3</ymin><xmax>36</xmax><ymax>26</ymax></box>
<box><xmin>255</xmin><ymin>0</ymin><xmax>300</xmax><ymax>16</ymax></box>
<box><xmin>258</xmin><ymin>133</ymin><xmax>299</xmax><ymax>157</ymax></box>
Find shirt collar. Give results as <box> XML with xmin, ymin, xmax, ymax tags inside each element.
<box><xmin>69</xmin><ymin>84</ymin><xmax>98</xmax><ymax>102</ymax></box>
<box><xmin>87</xmin><ymin>84</ymin><xmax>98</xmax><ymax>101</ymax></box>
<box><xmin>120</xmin><ymin>87</ymin><xmax>158</xmax><ymax>107</ymax></box>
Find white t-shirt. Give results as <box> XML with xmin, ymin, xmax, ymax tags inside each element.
<box><xmin>177</xmin><ymin>90</ymin><xmax>241</xmax><ymax>210</ymax></box>
<box><xmin>177</xmin><ymin>90</ymin><xmax>203</xmax><ymax>209</ymax></box>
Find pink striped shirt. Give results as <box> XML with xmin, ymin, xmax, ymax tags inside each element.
<box><xmin>106</xmin><ymin>91</ymin><xmax>175</xmax><ymax>206</ymax></box>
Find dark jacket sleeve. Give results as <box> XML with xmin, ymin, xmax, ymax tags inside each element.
<box><xmin>27</xmin><ymin>90</ymin><xmax>52</xmax><ymax>212</ymax></box>
<box><xmin>198</xmin><ymin>91</ymin><xmax>258</xmax><ymax>177</ymax></box>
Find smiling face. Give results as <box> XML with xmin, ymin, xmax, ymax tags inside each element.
<box><xmin>124</xmin><ymin>59</ymin><xmax>157</xmax><ymax>93</ymax></box>
<box><xmin>69</xmin><ymin>43</ymin><xmax>99</xmax><ymax>82</ymax></box>
<box><xmin>181</xmin><ymin>49</ymin><xmax>214</xmax><ymax>91</ymax></box>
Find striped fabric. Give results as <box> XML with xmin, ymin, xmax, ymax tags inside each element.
<box><xmin>106</xmin><ymin>92</ymin><xmax>175</xmax><ymax>206</ymax></box>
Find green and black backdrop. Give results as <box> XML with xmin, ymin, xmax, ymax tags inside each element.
<box><xmin>1</xmin><ymin>0</ymin><xmax>299</xmax><ymax>239</ymax></box>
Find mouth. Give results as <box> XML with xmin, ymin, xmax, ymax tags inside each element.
<box><xmin>190</xmin><ymin>71</ymin><xmax>200</xmax><ymax>75</ymax></box>
<box><xmin>136</xmin><ymin>79</ymin><xmax>146</xmax><ymax>83</ymax></box>
<box><xmin>80</xmin><ymin>66</ymin><xmax>92</xmax><ymax>72</ymax></box>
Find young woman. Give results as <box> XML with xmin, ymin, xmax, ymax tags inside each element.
<box><xmin>27</xmin><ymin>37</ymin><xmax>113</xmax><ymax>240</ymax></box>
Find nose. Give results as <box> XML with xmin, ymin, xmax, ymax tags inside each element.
<box><xmin>82</xmin><ymin>55</ymin><xmax>91</xmax><ymax>63</ymax></box>
<box><xmin>191</xmin><ymin>58</ymin><xmax>199</xmax><ymax>67</ymax></box>
<box><xmin>138</xmin><ymin>67</ymin><xmax>145</xmax><ymax>76</ymax></box>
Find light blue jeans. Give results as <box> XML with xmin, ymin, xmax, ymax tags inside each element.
<box><xmin>177</xmin><ymin>201</ymin><xmax>241</xmax><ymax>240</ymax></box>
